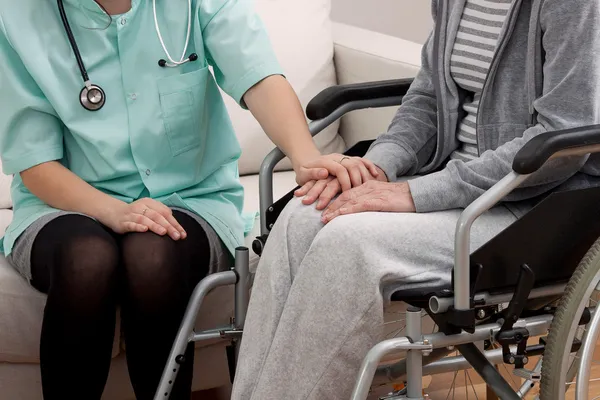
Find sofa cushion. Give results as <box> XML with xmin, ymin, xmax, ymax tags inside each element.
<box><xmin>0</xmin><ymin>209</ymin><xmax>121</xmax><ymax>363</ymax></box>
<box><xmin>226</xmin><ymin>0</ymin><xmax>346</xmax><ymax>176</ymax></box>
<box><xmin>0</xmin><ymin>255</ymin><xmax>46</xmax><ymax>363</ymax></box>
<box><xmin>331</xmin><ymin>23</ymin><xmax>422</xmax><ymax>148</ymax></box>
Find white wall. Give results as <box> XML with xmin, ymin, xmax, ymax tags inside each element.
<box><xmin>331</xmin><ymin>0</ymin><xmax>432</xmax><ymax>44</ymax></box>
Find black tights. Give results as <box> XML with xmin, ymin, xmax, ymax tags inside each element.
<box><xmin>30</xmin><ymin>212</ymin><xmax>211</xmax><ymax>400</ymax></box>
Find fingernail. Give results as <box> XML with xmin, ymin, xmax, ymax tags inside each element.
<box><xmin>160</xmin><ymin>228</ymin><xmax>167</xmax><ymax>234</ymax></box>
<box><xmin>181</xmin><ymin>231</ymin><xmax>187</xmax><ymax>239</ymax></box>
<box><xmin>173</xmin><ymin>231</ymin><xmax>181</xmax><ymax>239</ymax></box>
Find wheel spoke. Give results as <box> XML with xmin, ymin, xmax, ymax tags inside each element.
<box><xmin>446</xmin><ymin>371</ymin><xmax>459</xmax><ymax>400</ymax></box>
<box><xmin>566</xmin><ymin>377</ymin><xmax>600</xmax><ymax>386</ymax></box>
<box><xmin>385</xmin><ymin>324</ymin><xmax>406</xmax><ymax>339</ymax></box>
<box><xmin>466</xmin><ymin>371</ymin><xmax>480</xmax><ymax>400</ymax></box>
<box><xmin>383</xmin><ymin>320</ymin><xmax>404</xmax><ymax>326</ymax></box>
<box><xmin>465</xmin><ymin>370</ymin><xmax>468</xmax><ymax>400</ymax></box>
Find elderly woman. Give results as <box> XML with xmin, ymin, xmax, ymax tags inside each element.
<box><xmin>232</xmin><ymin>0</ymin><xmax>600</xmax><ymax>399</ymax></box>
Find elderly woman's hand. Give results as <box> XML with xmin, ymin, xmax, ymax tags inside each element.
<box><xmin>321</xmin><ymin>181</ymin><xmax>416</xmax><ymax>223</ymax></box>
<box><xmin>295</xmin><ymin>160</ymin><xmax>388</xmax><ymax>210</ymax></box>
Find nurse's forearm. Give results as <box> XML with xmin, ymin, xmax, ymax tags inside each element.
<box><xmin>244</xmin><ymin>75</ymin><xmax>320</xmax><ymax>167</ymax></box>
<box><xmin>20</xmin><ymin>161</ymin><xmax>124</xmax><ymax>220</ymax></box>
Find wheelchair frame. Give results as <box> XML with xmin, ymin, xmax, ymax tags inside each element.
<box><xmin>155</xmin><ymin>77</ymin><xmax>600</xmax><ymax>400</ymax></box>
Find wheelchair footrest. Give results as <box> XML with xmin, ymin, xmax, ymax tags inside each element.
<box><xmin>513</xmin><ymin>366</ymin><xmax>541</xmax><ymax>382</ymax></box>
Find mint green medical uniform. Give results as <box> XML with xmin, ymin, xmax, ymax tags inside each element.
<box><xmin>0</xmin><ymin>0</ymin><xmax>283</xmax><ymax>260</ymax></box>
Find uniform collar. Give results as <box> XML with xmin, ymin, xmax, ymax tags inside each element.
<box><xmin>62</xmin><ymin>0</ymin><xmax>141</xmax><ymax>27</ymax></box>
<box><xmin>78</xmin><ymin>0</ymin><xmax>104</xmax><ymax>15</ymax></box>
<box><xmin>78</xmin><ymin>0</ymin><xmax>141</xmax><ymax>14</ymax></box>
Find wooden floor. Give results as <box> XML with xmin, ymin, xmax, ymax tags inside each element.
<box><xmin>196</xmin><ymin>350</ymin><xmax>600</xmax><ymax>400</ymax></box>
<box><xmin>370</xmin><ymin>340</ymin><xmax>600</xmax><ymax>400</ymax></box>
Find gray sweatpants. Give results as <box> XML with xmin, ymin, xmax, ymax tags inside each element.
<box><xmin>231</xmin><ymin>197</ymin><xmax>518</xmax><ymax>400</ymax></box>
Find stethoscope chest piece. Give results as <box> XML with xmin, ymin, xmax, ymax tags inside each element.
<box><xmin>59</xmin><ymin>0</ymin><xmax>195</xmax><ymax>111</ymax></box>
<box><xmin>80</xmin><ymin>84</ymin><xmax>106</xmax><ymax>111</ymax></box>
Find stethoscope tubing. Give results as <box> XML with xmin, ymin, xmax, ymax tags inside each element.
<box><xmin>153</xmin><ymin>0</ymin><xmax>192</xmax><ymax>66</ymax></box>
<box><xmin>57</xmin><ymin>0</ymin><xmax>90</xmax><ymax>83</ymax></box>
<box><xmin>58</xmin><ymin>0</ymin><xmax>195</xmax><ymax>111</ymax></box>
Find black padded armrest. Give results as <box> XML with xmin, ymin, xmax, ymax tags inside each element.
<box><xmin>305</xmin><ymin>78</ymin><xmax>414</xmax><ymax>121</ymax></box>
<box><xmin>513</xmin><ymin>124</ymin><xmax>600</xmax><ymax>174</ymax></box>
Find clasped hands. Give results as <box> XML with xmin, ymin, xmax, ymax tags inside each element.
<box><xmin>293</xmin><ymin>154</ymin><xmax>416</xmax><ymax>223</ymax></box>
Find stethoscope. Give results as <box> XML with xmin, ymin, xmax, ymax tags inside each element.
<box><xmin>57</xmin><ymin>0</ymin><xmax>198</xmax><ymax>111</ymax></box>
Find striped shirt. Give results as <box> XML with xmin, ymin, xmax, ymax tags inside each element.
<box><xmin>450</xmin><ymin>0</ymin><xmax>513</xmax><ymax>162</ymax></box>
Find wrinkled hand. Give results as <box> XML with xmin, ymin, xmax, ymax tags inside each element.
<box><xmin>296</xmin><ymin>160</ymin><xmax>388</xmax><ymax>210</ymax></box>
<box><xmin>321</xmin><ymin>181</ymin><xmax>416</xmax><ymax>223</ymax></box>
<box><xmin>101</xmin><ymin>198</ymin><xmax>187</xmax><ymax>240</ymax></box>
<box><xmin>294</xmin><ymin>154</ymin><xmax>380</xmax><ymax>191</ymax></box>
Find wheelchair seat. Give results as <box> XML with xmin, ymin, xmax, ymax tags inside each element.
<box><xmin>390</xmin><ymin>185</ymin><xmax>600</xmax><ymax>312</ymax></box>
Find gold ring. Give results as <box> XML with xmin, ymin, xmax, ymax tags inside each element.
<box><xmin>339</xmin><ymin>156</ymin><xmax>350</xmax><ymax>164</ymax></box>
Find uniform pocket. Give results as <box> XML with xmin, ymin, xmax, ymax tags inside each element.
<box><xmin>157</xmin><ymin>67</ymin><xmax>209</xmax><ymax>156</ymax></box>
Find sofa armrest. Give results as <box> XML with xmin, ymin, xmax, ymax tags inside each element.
<box><xmin>332</xmin><ymin>22</ymin><xmax>423</xmax><ymax>147</ymax></box>
<box><xmin>333</xmin><ymin>22</ymin><xmax>422</xmax><ymax>82</ymax></box>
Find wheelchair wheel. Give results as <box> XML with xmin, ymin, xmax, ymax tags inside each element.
<box><xmin>540</xmin><ymin>237</ymin><xmax>600</xmax><ymax>399</ymax></box>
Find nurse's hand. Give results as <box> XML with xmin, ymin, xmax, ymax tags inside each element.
<box><xmin>295</xmin><ymin>164</ymin><xmax>388</xmax><ymax>210</ymax></box>
<box><xmin>103</xmin><ymin>199</ymin><xmax>187</xmax><ymax>240</ymax></box>
<box><xmin>294</xmin><ymin>154</ymin><xmax>381</xmax><ymax>192</ymax></box>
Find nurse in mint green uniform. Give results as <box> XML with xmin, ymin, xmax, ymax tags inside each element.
<box><xmin>0</xmin><ymin>0</ymin><xmax>378</xmax><ymax>398</ymax></box>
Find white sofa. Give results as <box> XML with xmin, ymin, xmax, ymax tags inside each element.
<box><xmin>0</xmin><ymin>1</ymin><xmax>422</xmax><ymax>398</ymax></box>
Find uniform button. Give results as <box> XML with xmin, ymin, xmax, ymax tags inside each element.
<box><xmin>145</xmin><ymin>169</ymin><xmax>151</xmax><ymax>176</ymax></box>
<box><xmin>130</xmin><ymin>93</ymin><xmax>137</xmax><ymax>101</ymax></box>
<box><xmin>120</xmin><ymin>18</ymin><xmax>127</xmax><ymax>25</ymax></box>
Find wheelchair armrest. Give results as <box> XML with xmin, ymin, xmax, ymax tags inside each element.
<box><xmin>513</xmin><ymin>124</ymin><xmax>600</xmax><ymax>174</ymax></box>
<box><xmin>305</xmin><ymin>78</ymin><xmax>414</xmax><ymax>121</ymax></box>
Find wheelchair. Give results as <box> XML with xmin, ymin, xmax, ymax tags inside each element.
<box><xmin>155</xmin><ymin>78</ymin><xmax>600</xmax><ymax>400</ymax></box>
